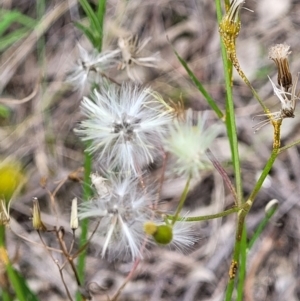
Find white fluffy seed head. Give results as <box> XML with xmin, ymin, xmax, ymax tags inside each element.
<box><xmin>170</xmin><ymin>221</ymin><xmax>198</xmax><ymax>252</ymax></box>
<box><xmin>118</xmin><ymin>35</ymin><xmax>158</xmax><ymax>82</ymax></box>
<box><xmin>148</xmin><ymin>219</ymin><xmax>198</xmax><ymax>253</ymax></box>
<box><xmin>164</xmin><ymin>110</ymin><xmax>220</xmax><ymax>178</ymax></box>
<box><xmin>67</xmin><ymin>44</ymin><xmax>120</xmax><ymax>92</ymax></box>
<box><xmin>269</xmin><ymin>44</ymin><xmax>291</xmax><ymax>61</ymax></box>
<box><xmin>76</xmin><ymin>83</ymin><xmax>173</xmax><ymax>175</ymax></box>
<box><xmin>78</xmin><ymin>176</ymin><xmax>152</xmax><ymax>261</ymax></box>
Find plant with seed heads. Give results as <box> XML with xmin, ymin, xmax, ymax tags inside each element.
<box><xmin>76</xmin><ymin>83</ymin><xmax>174</xmax><ymax>175</ymax></box>
<box><xmin>6</xmin><ymin>1</ymin><xmax>300</xmax><ymax>301</ymax></box>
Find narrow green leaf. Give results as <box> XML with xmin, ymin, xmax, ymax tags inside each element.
<box><xmin>0</xmin><ymin>10</ymin><xmax>36</xmax><ymax>36</ymax></box>
<box><xmin>172</xmin><ymin>48</ymin><xmax>224</xmax><ymax>119</ymax></box>
<box><xmin>74</xmin><ymin>21</ymin><xmax>96</xmax><ymax>46</ymax></box>
<box><xmin>0</xmin><ymin>28</ymin><xmax>30</xmax><ymax>51</ymax></box>
<box><xmin>0</xmin><ymin>288</ymin><xmax>12</xmax><ymax>301</ymax></box>
<box><xmin>0</xmin><ymin>12</ymin><xmax>19</xmax><ymax>36</ymax></box>
<box><xmin>248</xmin><ymin>201</ymin><xmax>278</xmax><ymax>250</ymax></box>
<box><xmin>96</xmin><ymin>0</ymin><xmax>106</xmax><ymax>51</ymax></box>
<box><xmin>6</xmin><ymin>264</ymin><xmax>39</xmax><ymax>301</ymax></box>
<box><xmin>0</xmin><ymin>105</ymin><xmax>10</xmax><ymax>118</ymax></box>
<box><xmin>78</xmin><ymin>0</ymin><xmax>101</xmax><ymax>32</ymax></box>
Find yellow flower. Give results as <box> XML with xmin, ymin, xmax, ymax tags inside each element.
<box><xmin>0</xmin><ymin>161</ymin><xmax>24</xmax><ymax>201</ymax></box>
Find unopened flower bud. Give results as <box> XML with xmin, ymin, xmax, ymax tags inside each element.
<box><xmin>0</xmin><ymin>199</ymin><xmax>10</xmax><ymax>226</ymax></box>
<box><xmin>70</xmin><ymin>198</ymin><xmax>78</xmax><ymax>230</ymax></box>
<box><xmin>153</xmin><ymin>225</ymin><xmax>173</xmax><ymax>245</ymax></box>
<box><xmin>219</xmin><ymin>0</ymin><xmax>244</xmax><ymax>44</ymax></box>
<box><xmin>32</xmin><ymin>198</ymin><xmax>47</xmax><ymax>231</ymax></box>
<box><xmin>269</xmin><ymin>44</ymin><xmax>292</xmax><ymax>91</ymax></box>
<box><xmin>144</xmin><ymin>221</ymin><xmax>173</xmax><ymax>245</ymax></box>
<box><xmin>265</xmin><ymin>199</ymin><xmax>279</xmax><ymax>218</ymax></box>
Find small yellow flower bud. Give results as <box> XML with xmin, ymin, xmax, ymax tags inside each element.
<box><xmin>143</xmin><ymin>221</ymin><xmax>157</xmax><ymax>236</ymax></box>
<box><xmin>32</xmin><ymin>198</ymin><xmax>47</xmax><ymax>231</ymax></box>
<box><xmin>70</xmin><ymin>198</ymin><xmax>78</xmax><ymax>230</ymax></box>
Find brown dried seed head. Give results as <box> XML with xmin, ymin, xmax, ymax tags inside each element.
<box><xmin>269</xmin><ymin>44</ymin><xmax>292</xmax><ymax>90</ymax></box>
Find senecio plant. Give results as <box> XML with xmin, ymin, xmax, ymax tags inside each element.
<box><xmin>3</xmin><ymin>0</ymin><xmax>300</xmax><ymax>300</ymax></box>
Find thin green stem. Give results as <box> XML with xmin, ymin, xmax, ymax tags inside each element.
<box><xmin>76</xmin><ymin>1</ymin><xmax>106</xmax><ymax>298</ymax></box>
<box><xmin>172</xmin><ymin>175</ymin><xmax>191</xmax><ymax>225</ymax></box>
<box><xmin>216</xmin><ymin>0</ymin><xmax>242</xmax><ymax>206</ymax></box>
<box><xmin>167</xmin><ymin>206</ymin><xmax>239</xmax><ymax>222</ymax></box>
<box><xmin>76</xmin><ymin>152</ymin><xmax>92</xmax><ymax>301</ymax></box>
<box><xmin>225</xmin><ymin>211</ymin><xmax>244</xmax><ymax>300</ymax></box>
<box><xmin>237</xmin><ymin>224</ymin><xmax>247</xmax><ymax>301</ymax></box>
<box><xmin>248</xmin><ymin>203</ymin><xmax>277</xmax><ymax>250</ymax></box>
<box><xmin>279</xmin><ymin>138</ymin><xmax>300</xmax><ymax>153</ymax></box>
<box><xmin>225</xmin><ymin>148</ymin><xmax>279</xmax><ymax>300</ymax></box>
<box><xmin>0</xmin><ymin>226</ymin><xmax>5</xmax><ymax>247</ymax></box>
<box><xmin>248</xmin><ymin>149</ymin><xmax>278</xmax><ymax>203</ymax></box>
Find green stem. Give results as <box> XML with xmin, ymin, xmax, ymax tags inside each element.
<box><xmin>237</xmin><ymin>224</ymin><xmax>247</xmax><ymax>301</ymax></box>
<box><xmin>172</xmin><ymin>175</ymin><xmax>191</xmax><ymax>225</ymax></box>
<box><xmin>0</xmin><ymin>225</ymin><xmax>5</xmax><ymax>247</ymax></box>
<box><xmin>225</xmin><ymin>148</ymin><xmax>279</xmax><ymax>300</ymax></box>
<box><xmin>76</xmin><ymin>152</ymin><xmax>92</xmax><ymax>301</ymax></box>
<box><xmin>225</xmin><ymin>211</ymin><xmax>244</xmax><ymax>300</ymax></box>
<box><xmin>76</xmin><ymin>1</ymin><xmax>106</xmax><ymax>298</ymax></box>
<box><xmin>248</xmin><ymin>149</ymin><xmax>278</xmax><ymax>203</ymax></box>
<box><xmin>216</xmin><ymin>0</ymin><xmax>243</xmax><ymax>206</ymax></box>
<box><xmin>167</xmin><ymin>206</ymin><xmax>239</xmax><ymax>222</ymax></box>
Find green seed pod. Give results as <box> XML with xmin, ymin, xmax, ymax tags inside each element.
<box><xmin>153</xmin><ymin>225</ymin><xmax>173</xmax><ymax>245</ymax></box>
